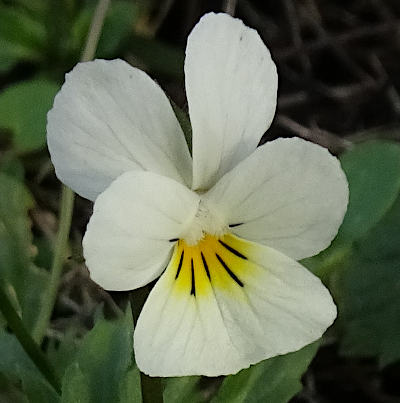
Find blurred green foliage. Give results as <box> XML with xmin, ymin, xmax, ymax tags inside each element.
<box><xmin>212</xmin><ymin>343</ymin><xmax>319</xmax><ymax>403</ymax></box>
<box><xmin>0</xmin><ymin>173</ymin><xmax>50</xmax><ymax>331</ymax></box>
<box><xmin>163</xmin><ymin>376</ymin><xmax>204</xmax><ymax>403</ymax></box>
<box><xmin>60</xmin><ymin>308</ymin><xmax>141</xmax><ymax>403</ymax></box>
<box><xmin>0</xmin><ymin>3</ymin><xmax>46</xmax><ymax>72</ymax></box>
<box><xmin>336</xmin><ymin>142</ymin><xmax>400</xmax><ymax>244</ymax></box>
<box><xmin>337</xmin><ymin>195</ymin><xmax>400</xmax><ymax>366</ymax></box>
<box><xmin>0</xmin><ymin>0</ymin><xmax>139</xmax><ymax>76</ymax></box>
<box><xmin>0</xmin><ymin>330</ymin><xmax>59</xmax><ymax>402</ymax></box>
<box><xmin>304</xmin><ymin>140</ymin><xmax>400</xmax><ymax>370</ymax></box>
<box><xmin>0</xmin><ymin>80</ymin><xmax>59</xmax><ymax>152</ymax></box>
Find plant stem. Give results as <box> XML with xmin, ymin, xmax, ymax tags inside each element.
<box><xmin>81</xmin><ymin>0</ymin><xmax>111</xmax><ymax>62</ymax></box>
<box><xmin>32</xmin><ymin>186</ymin><xmax>74</xmax><ymax>342</ymax></box>
<box><xmin>223</xmin><ymin>0</ymin><xmax>237</xmax><ymax>16</ymax></box>
<box><xmin>32</xmin><ymin>0</ymin><xmax>111</xmax><ymax>344</ymax></box>
<box><xmin>0</xmin><ymin>285</ymin><xmax>61</xmax><ymax>394</ymax></box>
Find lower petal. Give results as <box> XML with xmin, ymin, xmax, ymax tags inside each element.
<box><xmin>134</xmin><ymin>234</ymin><xmax>336</xmax><ymax>376</ymax></box>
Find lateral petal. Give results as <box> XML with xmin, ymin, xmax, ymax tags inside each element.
<box><xmin>185</xmin><ymin>13</ymin><xmax>277</xmax><ymax>191</ymax></box>
<box><xmin>205</xmin><ymin>138</ymin><xmax>349</xmax><ymax>260</ymax></box>
<box><xmin>47</xmin><ymin>59</ymin><xmax>192</xmax><ymax>201</ymax></box>
<box><xmin>83</xmin><ymin>171</ymin><xmax>199</xmax><ymax>291</ymax></box>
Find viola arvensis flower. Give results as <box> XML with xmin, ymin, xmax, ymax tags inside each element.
<box><xmin>47</xmin><ymin>13</ymin><xmax>348</xmax><ymax>376</ymax></box>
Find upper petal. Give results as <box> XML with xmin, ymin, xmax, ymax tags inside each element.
<box><xmin>47</xmin><ymin>59</ymin><xmax>192</xmax><ymax>201</ymax></box>
<box><xmin>83</xmin><ymin>171</ymin><xmax>199</xmax><ymax>291</ymax></box>
<box><xmin>134</xmin><ymin>234</ymin><xmax>336</xmax><ymax>376</ymax></box>
<box><xmin>205</xmin><ymin>138</ymin><xmax>349</xmax><ymax>260</ymax></box>
<box><xmin>185</xmin><ymin>13</ymin><xmax>278</xmax><ymax>191</ymax></box>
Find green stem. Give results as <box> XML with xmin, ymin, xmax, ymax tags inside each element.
<box><xmin>0</xmin><ymin>285</ymin><xmax>61</xmax><ymax>394</ymax></box>
<box><xmin>32</xmin><ymin>186</ymin><xmax>74</xmax><ymax>342</ymax></box>
<box><xmin>130</xmin><ymin>288</ymin><xmax>164</xmax><ymax>403</ymax></box>
<box><xmin>81</xmin><ymin>0</ymin><xmax>111</xmax><ymax>62</ymax></box>
<box><xmin>32</xmin><ymin>0</ymin><xmax>111</xmax><ymax>344</ymax></box>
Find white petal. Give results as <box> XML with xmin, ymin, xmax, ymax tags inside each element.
<box><xmin>205</xmin><ymin>138</ymin><xmax>349</xmax><ymax>260</ymax></box>
<box><xmin>82</xmin><ymin>171</ymin><xmax>199</xmax><ymax>291</ymax></box>
<box><xmin>185</xmin><ymin>13</ymin><xmax>278</xmax><ymax>191</ymax></box>
<box><xmin>47</xmin><ymin>59</ymin><xmax>192</xmax><ymax>201</ymax></box>
<box><xmin>134</xmin><ymin>234</ymin><xmax>336</xmax><ymax>376</ymax></box>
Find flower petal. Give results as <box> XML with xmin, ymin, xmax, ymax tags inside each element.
<box><xmin>83</xmin><ymin>171</ymin><xmax>199</xmax><ymax>291</ymax></box>
<box><xmin>134</xmin><ymin>234</ymin><xmax>336</xmax><ymax>376</ymax></box>
<box><xmin>185</xmin><ymin>13</ymin><xmax>278</xmax><ymax>191</ymax></box>
<box><xmin>47</xmin><ymin>59</ymin><xmax>192</xmax><ymax>201</ymax></box>
<box><xmin>205</xmin><ymin>138</ymin><xmax>349</xmax><ymax>260</ymax></box>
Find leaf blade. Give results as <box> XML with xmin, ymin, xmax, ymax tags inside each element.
<box><xmin>212</xmin><ymin>343</ymin><xmax>319</xmax><ymax>403</ymax></box>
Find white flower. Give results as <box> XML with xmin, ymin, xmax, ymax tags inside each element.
<box><xmin>47</xmin><ymin>13</ymin><xmax>348</xmax><ymax>377</ymax></box>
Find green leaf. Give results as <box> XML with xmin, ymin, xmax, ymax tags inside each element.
<box><xmin>47</xmin><ymin>331</ymin><xmax>80</xmax><ymax>380</ymax></box>
<box><xmin>0</xmin><ymin>330</ymin><xmax>58</xmax><ymax>402</ymax></box>
<box><xmin>61</xmin><ymin>364</ymin><xmax>90</xmax><ymax>403</ymax></box>
<box><xmin>0</xmin><ymin>371</ymin><xmax>28</xmax><ymax>403</ymax></box>
<box><xmin>21</xmin><ymin>371</ymin><xmax>59</xmax><ymax>403</ymax></box>
<box><xmin>0</xmin><ymin>174</ymin><xmax>33</xmax><ymax>307</ymax></box>
<box><xmin>163</xmin><ymin>376</ymin><xmax>204</xmax><ymax>403</ymax></box>
<box><xmin>118</xmin><ymin>365</ymin><xmax>142</xmax><ymax>403</ymax></box>
<box><xmin>12</xmin><ymin>0</ymin><xmax>47</xmax><ymax>17</ymax></box>
<box><xmin>97</xmin><ymin>1</ymin><xmax>137</xmax><ymax>57</ymax></box>
<box><xmin>0</xmin><ymin>6</ymin><xmax>46</xmax><ymax>71</ymax></box>
<box><xmin>336</xmin><ymin>194</ymin><xmax>400</xmax><ymax>366</ymax></box>
<box><xmin>128</xmin><ymin>34</ymin><xmax>184</xmax><ymax>79</ymax></box>
<box><xmin>0</xmin><ymin>79</ymin><xmax>59</xmax><ymax>153</ymax></box>
<box><xmin>303</xmin><ymin>141</ymin><xmax>400</xmax><ymax>278</ymax></box>
<box><xmin>0</xmin><ymin>174</ymin><xmax>49</xmax><ymax>330</ymax></box>
<box><xmin>337</xmin><ymin>141</ymin><xmax>400</xmax><ymax>243</ymax></box>
<box><xmin>0</xmin><ymin>154</ymin><xmax>25</xmax><ymax>180</ymax></box>
<box><xmin>0</xmin><ymin>330</ymin><xmax>38</xmax><ymax>380</ymax></box>
<box><xmin>212</xmin><ymin>343</ymin><xmax>319</xmax><ymax>403</ymax></box>
<box><xmin>0</xmin><ymin>174</ymin><xmax>34</xmax><ymax>271</ymax></box>
<box><xmin>69</xmin><ymin>307</ymin><xmax>137</xmax><ymax>403</ymax></box>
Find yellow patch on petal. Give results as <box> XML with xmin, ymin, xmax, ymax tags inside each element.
<box><xmin>167</xmin><ymin>233</ymin><xmax>257</xmax><ymax>298</ymax></box>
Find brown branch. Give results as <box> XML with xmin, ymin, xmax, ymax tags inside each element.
<box><xmin>276</xmin><ymin>115</ymin><xmax>352</xmax><ymax>153</ymax></box>
<box><xmin>283</xmin><ymin>0</ymin><xmax>312</xmax><ymax>74</ymax></box>
<box><xmin>276</xmin><ymin>21</ymin><xmax>400</xmax><ymax>62</ymax></box>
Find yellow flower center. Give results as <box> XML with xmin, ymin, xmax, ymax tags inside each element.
<box><xmin>168</xmin><ymin>233</ymin><xmax>253</xmax><ymax>297</ymax></box>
